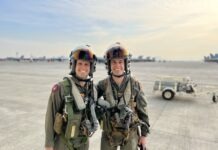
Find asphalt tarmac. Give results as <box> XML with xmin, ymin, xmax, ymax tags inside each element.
<box><xmin>0</xmin><ymin>61</ymin><xmax>217</xmax><ymax>150</ymax></box>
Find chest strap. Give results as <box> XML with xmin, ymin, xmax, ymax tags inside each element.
<box><xmin>65</xmin><ymin>77</ymin><xmax>86</xmax><ymax>110</ymax></box>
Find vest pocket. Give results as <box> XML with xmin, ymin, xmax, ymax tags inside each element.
<box><xmin>65</xmin><ymin>118</ymin><xmax>80</xmax><ymax>139</ymax></box>
<box><xmin>54</xmin><ymin>112</ymin><xmax>63</xmax><ymax>134</ymax></box>
<box><xmin>65</xmin><ymin>113</ymin><xmax>82</xmax><ymax>139</ymax></box>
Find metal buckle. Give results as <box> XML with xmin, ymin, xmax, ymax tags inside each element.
<box><xmin>65</xmin><ymin>95</ymin><xmax>73</xmax><ymax>103</ymax></box>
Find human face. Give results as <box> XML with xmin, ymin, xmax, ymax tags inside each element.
<box><xmin>110</xmin><ymin>58</ymin><xmax>125</xmax><ymax>76</ymax></box>
<box><xmin>75</xmin><ymin>59</ymin><xmax>90</xmax><ymax>79</ymax></box>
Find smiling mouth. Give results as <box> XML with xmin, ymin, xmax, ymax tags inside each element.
<box><xmin>80</xmin><ymin>70</ymin><xmax>86</xmax><ymax>73</ymax></box>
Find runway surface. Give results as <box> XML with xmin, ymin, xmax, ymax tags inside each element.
<box><xmin>0</xmin><ymin>61</ymin><xmax>217</xmax><ymax>150</ymax></box>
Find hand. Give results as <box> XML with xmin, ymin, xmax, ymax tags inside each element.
<box><xmin>138</xmin><ymin>136</ymin><xmax>147</xmax><ymax>149</ymax></box>
<box><xmin>45</xmin><ymin>147</ymin><xmax>53</xmax><ymax>150</ymax></box>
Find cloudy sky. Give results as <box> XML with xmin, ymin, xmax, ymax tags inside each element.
<box><xmin>0</xmin><ymin>0</ymin><xmax>218</xmax><ymax>60</ymax></box>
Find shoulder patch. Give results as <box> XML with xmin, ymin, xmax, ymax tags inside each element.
<box><xmin>52</xmin><ymin>84</ymin><xmax>59</xmax><ymax>93</ymax></box>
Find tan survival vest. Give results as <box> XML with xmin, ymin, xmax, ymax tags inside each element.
<box><xmin>102</xmin><ymin>77</ymin><xmax>140</xmax><ymax>146</ymax></box>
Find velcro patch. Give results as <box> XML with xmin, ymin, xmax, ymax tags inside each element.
<box><xmin>52</xmin><ymin>84</ymin><xmax>59</xmax><ymax>93</ymax></box>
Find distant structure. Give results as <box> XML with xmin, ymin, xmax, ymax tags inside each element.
<box><xmin>0</xmin><ymin>53</ymin><xmax>157</xmax><ymax>63</ymax></box>
<box><xmin>204</xmin><ymin>53</ymin><xmax>218</xmax><ymax>63</ymax></box>
<box><xmin>131</xmin><ymin>55</ymin><xmax>156</xmax><ymax>62</ymax></box>
<box><xmin>96</xmin><ymin>55</ymin><xmax>156</xmax><ymax>63</ymax></box>
<box><xmin>0</xmin><ymin>55</ymin><xmax>68</xmax><ymax>62</ymax></box>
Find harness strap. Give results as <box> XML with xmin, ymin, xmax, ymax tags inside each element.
<box><xmin>60</xmin><ymin>133</ymin><xmax>74</xmax><ymax>150</ymax></box>
<box><xmin>66</xmin><ymin>77</ymin><xmax>86</xmax><ymax>110</ymax></box>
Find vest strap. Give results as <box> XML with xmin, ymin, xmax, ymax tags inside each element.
<box><xmin>66</xmin><ymin>77</ymin><xmax>86</xmax><ymax>110</ymax></box>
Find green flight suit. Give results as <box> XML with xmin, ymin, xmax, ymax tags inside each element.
<box><xmin>45</xmin><ymin>76</ymin><xmax>94</xmax><ymax>150</ymax></box>
<box><xmin>97</xmin><ymin>75</ymin><xmax>150</xmax><ymax>150</ymax></box>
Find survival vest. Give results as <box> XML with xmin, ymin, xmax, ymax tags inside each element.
<box><xmin>60</xmin><ymin>77</ymin><xmax>97</xmax><ymax>149</ymax></box>
<box><xmin>101</xmin><ymin>76</ymin><xmax>140</xmax><ymax>146</ymax></box>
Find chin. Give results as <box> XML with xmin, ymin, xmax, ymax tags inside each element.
<box><xmin>114</xmin><ymin>74</ymin><xmax>123</xmax><ymax>76</ymax></box>
<box><xmin>81</xmin><ymin>76</ymin><xmax>88</xmax><ymax>79</ymax></box>
<box><xmin>114</xmin><ymin>72</ymin><xmax>123</xmax><ymax>75</ymax></box>
<box><xmin>77</xmin><ymin>74</ymin><xmax>88</xmax><ymax>79</ymax></box>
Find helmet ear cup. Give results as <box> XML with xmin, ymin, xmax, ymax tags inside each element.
<box><xmin>89</xmin><ymin>61</ymin><xmax>96</xmax><ymax>76</ymax></box>
<box><xmin>127</xmin><ymin>58</ymin><xmax>131</xmax><ymax>74</ymax></box>
<box><xmin>124</xmin><ymin>59</ymin><xmax>128</xmax><ymax>74</ymax></box>
<box><xmin>69</xmin><ymin>60</ymin><xmax>77</xmax><ymax>75</ymax></box>
<box><xmin>105</xmin><ymin>61</ymin><xmax>108</xmax><ymax>70</ymax></box>
<box><xmin>90</xmin><ymin>54</ymin><xmax>97</xmax><ymax>76</ymax></box>
<box><xmin>104</xmin><ymin>60</ymin><xmax>111</xmax><ymax>75</ymax></box>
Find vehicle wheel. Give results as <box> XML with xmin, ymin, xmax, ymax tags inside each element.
<box><xmin>162</xmin><ymin>90</ymin><xmax>175</xmax><ymax>100</ymax></box>
<box><xmin>212</xmin><ymin>95</ymin><xmax>217</xmax><ymax>103</ymax></box>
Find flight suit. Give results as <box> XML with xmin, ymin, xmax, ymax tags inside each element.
<box><xmin>97</xmin><ymin>75</ymin><xmax>150</xmax><ymax>150</ymax></box>
<box><xmin>45</xmin><ymin>76</ymin><xmax>96</xmax><ymax>150</ymax></box>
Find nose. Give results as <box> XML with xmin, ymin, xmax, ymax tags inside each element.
<box><xmin>80</xmin><ymin>64</ymin><xmax>87</xmax><ymax>70</ymax></box>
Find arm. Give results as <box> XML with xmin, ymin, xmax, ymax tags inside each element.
<box><xmin>95</xmin><ymin>80</ymin><xmax>107</xmax><ymax>121</ymax></box>
<box><xmin>96</xmin><ymin>80</ymin><xmax>105</xmax><ymax>99</ymax></box>
<box><xmin>45</xmin><ymin>147</ymin><xmax>54</xmax><ymax>150</ymax></box>
<box><xmin>134</xmin><ymin>81</ymin><xmax>150</xmax><ymax>148</ymax></box>
<box><xmin>45</xmin><ymin>83</ymin><xmax>64</xmax><ymax>148</ymax></box>
<box><xmin>135</xmin><ymin>82</ymin><xmax>150</xmax><ymax>135</ymax></box>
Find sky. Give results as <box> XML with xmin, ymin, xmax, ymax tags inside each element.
<box><xmin>0</xmin><ymin>0</ymin><xmax>218</xmax><ymax>61</ymax></box>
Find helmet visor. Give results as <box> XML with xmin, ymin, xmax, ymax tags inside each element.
<box><xmin>106</xmin><ymin>47</ymin><xmax>128</xmax><ymax>59</ymax></box>
<box><xmin>73</xmin><ymin>49</ymin><xmax>95</xmax><ymax>61</ymax></box>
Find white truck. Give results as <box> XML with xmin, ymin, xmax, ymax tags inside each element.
<box><xmin>153</xmin><ymin>76</ymin><xmax>196</xmax><ymax>100</ymax></box>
